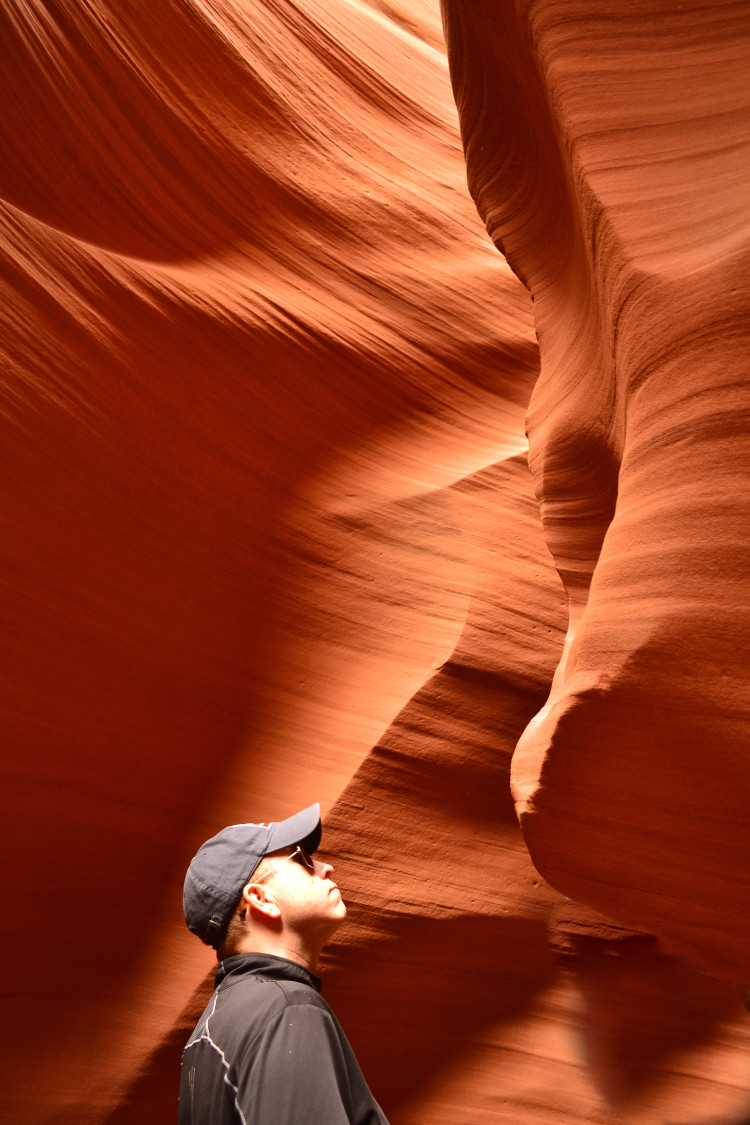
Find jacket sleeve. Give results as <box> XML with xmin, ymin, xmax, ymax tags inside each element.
<box><xmin>233</xmin><ymin>1000</ymin><xmax>386</xmax><ymax>1125</ymax></box>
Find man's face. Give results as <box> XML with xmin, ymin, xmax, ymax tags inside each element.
<box><xmin>257</xmin><ymin>845</ymin><xmax>347</xmax><ymax>938</ymax></box>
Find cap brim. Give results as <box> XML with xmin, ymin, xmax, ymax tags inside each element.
<box><xmin>266</xmin><ymin>802</ymin><xmax>322</xmax><ymax>856</ymax></box>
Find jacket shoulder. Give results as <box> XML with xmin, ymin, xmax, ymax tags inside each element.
<box><xmin>192</xmin><ymin>973</ymin><xmax>329</xmax><ymax>1056</ymax></box>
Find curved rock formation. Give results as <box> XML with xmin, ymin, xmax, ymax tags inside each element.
<box><xmin>442</xmin><ymin>0</ymin><xmax>750</xmax><ymax>980</ymax></box>
<box><xmin>2</xmin><ymin>1</ymin><xmax>750</xmax><ymax>1123</ymax></box>
<box><xmin>0</xmin><ymin>1</ymin><xmax>540</xmax><ymax>1121</ymax></box>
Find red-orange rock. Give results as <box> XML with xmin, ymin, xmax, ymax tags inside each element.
<box><xmin>2</xmin><ymin>1</ymin><xmax>750</xmax><ymax>1122</ymax></box>
<box><xmin>442</xmin><ymin>0</ymin><xmax>750</xmax><ymax>980</ymax></box>
<box><xmin>0</xmin><ymin>1</ymin><xmax>539</xmax><ymax>1121</ymax></box>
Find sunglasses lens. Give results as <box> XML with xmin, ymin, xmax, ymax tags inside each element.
<box><xmin>296</xmin><ymin>847</ymin><xmax>315</xmax><ymax>871</ymax></box>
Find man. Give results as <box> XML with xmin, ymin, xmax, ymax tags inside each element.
<box><xmin>180</xmin><ymin>802</ymin><xmax>389</xmax><ymax>1124</ymax></box>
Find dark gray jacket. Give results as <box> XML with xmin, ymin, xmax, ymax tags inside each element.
<box><xmin>179</xmin><ymin>952</ymin><xmax>388</xmax><ymax>1124</ymax></box>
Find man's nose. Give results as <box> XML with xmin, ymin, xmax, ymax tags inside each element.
<box><xmin>314</xmin><ymin>859</ymin><xmax>333</xmax><ymax>878</ymax></box>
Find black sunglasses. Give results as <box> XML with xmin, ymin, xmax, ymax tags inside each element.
<box><xmin>254</xmin><ymin>845</ymin><xmax>315</xmax><ymax>883</ymax></box>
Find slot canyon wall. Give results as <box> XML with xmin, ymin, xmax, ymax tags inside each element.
<box><xmin>441</xmin><ymin>0</ymin><xmax>750</xmax><ymax>978</ymax></box>
<box><xmin>1</xmin><ymin>2</ymin><xmax>748</xmax><ymax>1124</ymax></box>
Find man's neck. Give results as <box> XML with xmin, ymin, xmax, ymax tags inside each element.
<box><xmin>237</xmin><ymin>933</ymin><xmax>321</xmax><ymax>973</ymax></box>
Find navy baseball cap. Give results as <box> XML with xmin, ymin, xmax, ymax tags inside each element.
<box><xmin>183</xmin><ymin>803</ymin><xmax>322</xmax><ymax>946</ymax></box>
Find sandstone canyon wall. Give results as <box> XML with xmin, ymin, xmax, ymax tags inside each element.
<box><xmin>441</xmin><ymin>0</ymin><xmax>750</xmax><ymax>979</ymax></box>
<box><xmin>1</xmin><ymin>1</ymin><xmax>749</xmax><ymax>1123</ymax></box>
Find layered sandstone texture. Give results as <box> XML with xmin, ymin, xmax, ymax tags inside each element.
<box><xmin>1</xmin><ymin>1</ymin><xmax>749</xmax><ymax>1124</ymax></box>
<box><xmin>442</xmin><ymin>0</ymin><xmax>750</xmax><ymax>978</ymax></box>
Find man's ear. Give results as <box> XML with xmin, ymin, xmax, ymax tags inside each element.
<box><xmin>243</xmin><ymin>881</ymin><xmax>281</xmax><ymax>919</ymax></box>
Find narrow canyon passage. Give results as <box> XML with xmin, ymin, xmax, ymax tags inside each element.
<box><xmin>1</xmin><ymin>1</ymin><xmax>749</xmax><ymax>1123</ymax></box>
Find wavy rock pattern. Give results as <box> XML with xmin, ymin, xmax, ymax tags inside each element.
<box><xmin>2</xmin><ymin>1</ymin><xmax>750</xmax><ymax>1123</ymax></box>
<box><xmin>0</xmin><ymin>2</ymin><xmax>539</xmax><ymax>1121</ymax></box>
<box><xmin>442</xmin><ymin>0</ymin><xmax>750</xmax><ymax>978</ymax></box>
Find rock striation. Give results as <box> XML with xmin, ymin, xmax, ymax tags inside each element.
<box><xmin>442</xmin><ymin>0</ymin><xmax>750</xmax><ymax>982</ymax></box>
<box><xmin>1</xmin><ymin>1</ymin><xmax>750</xmax><ymax>1123</ymax></box>
<box><xmin>0</xmin><ymin>1</ymin><xmax>540</xmax><ymax>1121</ymax></box>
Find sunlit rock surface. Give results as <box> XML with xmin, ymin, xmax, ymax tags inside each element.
<box><xmin>1</xmin><ymin>1</ymin><xmax>749</xmax><ymax>1123</ymax></box>
<box><xmin>442</xmin><ymin>0</ymin><xmax>750</xmax><ymax>984</ymax></box>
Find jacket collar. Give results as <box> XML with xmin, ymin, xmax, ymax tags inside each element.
<box><xmin>215</xmin><ymin>951</ymin><xmax>322</xmax><ymax>993</ymax></box>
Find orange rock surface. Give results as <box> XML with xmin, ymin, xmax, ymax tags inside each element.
<box><xmin>1</xmin><ymin>1</ymin><xmax>749</xmax><ymax>1123</ymax></box>
<box><xmin>442</xmin><ymin>0</ymin><xmax>750</xmax><ymax>981</ymax></box>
